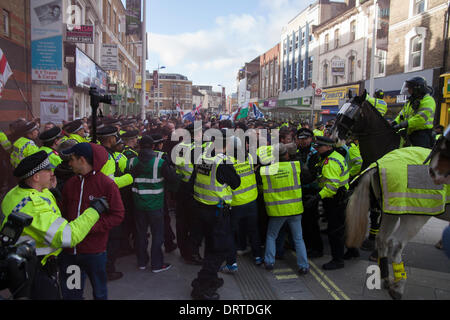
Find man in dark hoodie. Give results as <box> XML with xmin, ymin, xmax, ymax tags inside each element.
<box><xmin>58</xmin><ymin>142</ymin><xmax>125</xmax><ymax>300</ymax></box>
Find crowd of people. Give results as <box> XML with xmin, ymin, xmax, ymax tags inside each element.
<box><xmin>0</xmin><ymin>76</ymin><xmax>447</xmax><ymax>300</ymax></box>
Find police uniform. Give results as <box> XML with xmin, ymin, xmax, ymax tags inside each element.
<box><xmin>38</xmin><ymin>126</ymin><xmax>63</xmax><ymax>170</ymax></box>
<box><xmin>10</xmin><ymin>122</ymin><xmax>40</xmax><ymax>168</ymax></box>
<box><xmin>1</xmin><ymin>151</ymin><xmax>104</xmax><ymax>299</ymax></box>
<box><xmin>190</xmin><ymin>137</ymin><xmax>241</xmax><ymax>300</ymax></box>
<box><xmin>61</xmin><ymin>119</ymin><xmax>89</xmax><ymax>144</ymax></box>
<box><xmin>365</xmin><ymin>94</ymin><xmax>388</xmax><ymax>117</ymax></box>
<box><xmin>308</xmin><ymin>136</ymin><xmax>349</xmax><ymax>270</ymax></box>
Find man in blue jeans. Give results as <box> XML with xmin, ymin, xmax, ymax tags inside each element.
<box><xmin>59</xmin><ymin>142</ymin><xmax>125</xmax><ymax>300</ymax></box>
<box><xmin>259</xmin><ymin>143</ymin><xmax>309</xmax><ymax>275</ymax></box>
<box><xmin>126</xmin><ymin>136</ymin><xmax>180</xmax><ymax>272</ymax></box>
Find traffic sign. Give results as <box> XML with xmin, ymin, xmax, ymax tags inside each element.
<box><xmin>315</xmin><ymin>88</ymin><xmax>322</xmax><ymax>96</ymax></box>
<box><xmin>312</xmin><ymin>83</ymin><xmax>316</xmax><ymax>89</ymax></box>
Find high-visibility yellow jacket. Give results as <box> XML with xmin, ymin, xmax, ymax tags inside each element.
<box><xmin>348</xmin><ymin>143</ymin><xmax>362</xmax><ymax>178</ymax></box>
<box><xmin>366</xmin><ymin>95</ymin><xmax>388</xmax><ymax>117</ymax></box>
<box><xmin>260</xmin><ymin>161</ymin><xmax>303</xmax><ymax>216</ymax></box>
<box><xmin>230</xmin><ymin>154</ymin><xmax>258</xmax><ymax>206</ymax></box>
<box><xmin>10</xmin><ymin>137</ymin><xmax>40</xmax><ymax>168</ymax></box>
<box><xmin>39</xmin><ymin>146</ymin><xmax>62</xmax><ymax>170</ymax></box>
<box><xmin>394</xmin><ymin>94</ymin><xmax>435</xmax><ymax>135</ymax></box>
<box><xmin>317</xmin><ymin>150</ymin><xmax>349</xmax><ymax>199</ymax></box>
<box><xmin>1</xmin><ymin>186</ymin><xmax>99</xmax><ymax>265</ymax></box>
<box><xmin>0</xmin><ymin>131</ymin><xmax>12</xmax><ymax>152</ymax></box>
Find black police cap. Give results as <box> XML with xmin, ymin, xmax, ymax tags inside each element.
<box><xmin>39</xmin><ymin>126</ymin><xmax>63</xmax><ymax>142</ymax></box>
<box><xmin>18</xmin><ymin>121</ymin><xmax>39</xmax><ymax>135</ymax></box>
<box><xmin>297</xmin><ymin>128</ymin><xmax>313</xmax><ymax>139</ymax></box>
<box><xmin>14</xmin><ymin>150</ymin><xmax>52</xmax><ymax>180</ymax></box>
<box><xmin>120</xmin><ymin>130</ymin><xmax>139</xmax><ymax>139</ymax></box>
<box><xmin>139</xmin><ymin>135</ymin><xmax>154</xmax><ymax>148</ymax></box>
<box><xmin>314</xmin><ymin>136</ymin><xmax>335</xmax><ymax>146</ymax></box>
<box><xmin>97</xmin><ymin>125</ymin><xmax>118</xmax><ymax>137</ymax></box>
<box><xmin>151</xmin><ymin>134</ymin><xmax>164</xmax><ymax>144</ymax></box>
<box><xmin>63</xmin><ymin>119</ymin><xmax>84</xmax><ymax>134</ymax></box>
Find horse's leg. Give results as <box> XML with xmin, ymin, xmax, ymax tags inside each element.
<box><xmin>387</xmin><ymin>215</ymin><xmax>430</xmax><ymax>300</ymax></box>
<box><xmin>376</xmin><ymin>214</ymin><xmax>399</xmax><ymax>289</ymax></box>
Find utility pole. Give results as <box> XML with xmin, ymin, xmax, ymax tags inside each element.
<box><xmin>140</xmin><ymin>0</ymin><xmax>147</xmax><ymax>121</ymax></box>
<box><xmin>369</xmin><ymin>0</ymin><xmax>378</xmax><ymax>96</ymax></box>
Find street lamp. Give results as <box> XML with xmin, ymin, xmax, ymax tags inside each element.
<box><xmin>155</xmin><ymin>64</ymin><xmax>166</xmax><ymax>116</ymax></box>
<box><xmin>217</xmin><ymin>84</ymin><xmax>223</xmax><ymax>114</ymax></box>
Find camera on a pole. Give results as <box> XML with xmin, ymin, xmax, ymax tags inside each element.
<box><xmin>89</xmin><ymin>86</ymin><xmax>112</xmax><ymax>144</ymax></box>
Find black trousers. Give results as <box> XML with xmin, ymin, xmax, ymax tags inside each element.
<box><xmin>302</xmin><ymin>189</ymin><xmax>324</xmax><ymax>253</ymax></box>
<box><xmin>176</xmin><ymin>189</ymin><xmax>201</xmax><ymax>259</ymax></box>
<box><xmin>163</xmin><ymin>191</ymin><xmax>176</xmax><ymax>248</ymax></box>
<box><xmin>322</xmin><ymin>197</ymin><xmax>346</xmax><ymax>262</ymax></box>
<box><xmin>192</xmin><ymin>202</ymin><xmax>231</xmax><ymax>292</ymax></box>
<box><xmin>106</xmin><ymin>224</ymin><xmax>123</xmax><ymax>273</ymax></box>
<box><xmin>30</xmin><ymin>257</ymin><xmax>61</xmax><ymax>300</ymax></box>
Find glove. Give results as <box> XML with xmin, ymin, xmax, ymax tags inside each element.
<box><xmin>393</xmin><ymin>121</ymin><xmax>408</xmax><ymax>131</ymax></box>
<box><xmin>90</xmin><ymin>197</ymin><xmax>109</xmax><ymax>214</ymax></box>
<box><xmin>303</xmin><ymin>194</ymin><xmax>321</xmax><ymax>209</ymax></box>
<box><xmin>361</xmin><ymin>89</ymin><xmax>368</xmax><ymax>101</ymax></box>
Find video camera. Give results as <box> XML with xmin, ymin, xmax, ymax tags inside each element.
<box><xmin>89</xmin><ymin>86</ymin><xmax>112</xmax><ymax>144</ymax></box>
<box><xmin>0</xmin><ymin>211</ymin><xmax>36</xmax><ymax>299</ymax></box>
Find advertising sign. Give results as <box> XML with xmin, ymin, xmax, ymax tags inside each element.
<box><xmin>331</xmin><ymin>60</ymin><xmax>345</xmax><ymax>76</ymax></box>
<box><xmin>321</xmin><ymin>85</ymin><xmax>359</xmax><ymax>106</ymax></box>
<box><xmin>126</xmin><ymin>0</ymin><xmax>141</xmax><ymax>37</ymax></box>
<box><xmin>75</xmin><ymin>48</ymin><xmax>107</xmax><ymax>93</ymax></box>
<box><xmin>101</xmin><ymin>44</ymin><xmax>119</xmax><ymax>71</ymax></box>
<box><xmin>65</xmin><ymin>24</ymin><xmax>94</xmax><ymax>43</ymax></box>
<box><xmin>31</xmin><ymin>0</ymin><xmax>63</xmax><ymax>83</ymax></box>
<box><xmin>40</xmin><ymin>91</ymin><xmax>67</xmax><ymax>124</ymax></box>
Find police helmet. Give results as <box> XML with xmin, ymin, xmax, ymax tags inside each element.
<box><xmin>374</xmin><ymin>89</ymin><xmax>384</xmax><ymax>99</ymax></box>
<box><xmin>400</xmin><ymin>76</ymin><xmax>429</xmax><ymax>97</ymax></box>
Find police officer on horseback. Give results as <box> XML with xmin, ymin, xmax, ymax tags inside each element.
<box><xmin>391</xmin><ymin>76</ymin><xmax>436</xmax><ymax>148</ymax></box>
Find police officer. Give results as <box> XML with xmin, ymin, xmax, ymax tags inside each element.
<box><xmin>304</xmin><ymin>136</ymin><xmax>349</xmax><ymax>270</ymax></box>
<box><xmin>364</xmin><ymin>89</ymin><xmax>388</xmax><ymax>117</ymax></box>
<box><xmin>38</xmin><ymin>126</ymin><xmax>63</xmax><ymax>170</ymax></box>
<box><xmin>1</xmin><ymin>151</ymin><xmax>108</xmax><ymax>299</ymax></box>
<box><xmin>392</xmin><ymin>76</ymin><xmax>436</xmax><ymax>148</ymax></box>
<box><xmin>190</xmin><ymin>131</ymin><xmax>241</xmax><ymax>300</ymax></box>
<box><xmin>313</xmin><ymin>122</ymin><xmax>325</xmax><ymax>137</ymax></box>
<box><xmin>10</xmin><ymin>121</ymin><xmax>40</xmax><ymax>168</ymax></box>
<box><xmin>61</xmin><ymin>119</ymin><xmax>89</xmax><ymax>144</ymax></box>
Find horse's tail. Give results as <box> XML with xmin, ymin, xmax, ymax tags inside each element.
<box><xmin>345</xmin><ymin>169</ymin><xmax>375</xmax><ymax>248</ymax></box>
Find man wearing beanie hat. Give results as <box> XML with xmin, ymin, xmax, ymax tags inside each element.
<box><xmin>126</xmin><ymin>133</ymin><xmax>179</xmax><ymax>273</ymax></box>
<box><xmin>10</xmin><ymin>121</ymin><xmax>40</xmax><ymax>168</ymax></box>
<box><xmin>1</xmin><ymin>151</ymin><xmax>108</xmax><ymax>299</ymax></box>
<box><xmin>38</xmin><ymin>126</ymin><xmax>63</xmax><ymax>170</ymax></box>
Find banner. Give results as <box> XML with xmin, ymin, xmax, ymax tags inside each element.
<box><xmin>0</xmin><ymin>48</ymin><xmax>13</xmax><ymax>98</ymax></box>
<box><xmin>40</xmin><ymin>91</ymin><xmax>67</xmax><ymax>124</ymax></box>
<box><xmin>126</xmin><ymin>0</ymin><xmax>141</xmax><ymax>38</ymax></box>
<box><xmin>101</xmin><ymin>44</ymin><xmax>119</xmax><ymax>71</ymax></box>
<box><xmin>31</xmin><ymin>0</ymin><xmax>63</xmax><ymax>83</ymax></box>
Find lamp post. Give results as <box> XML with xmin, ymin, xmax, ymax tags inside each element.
<box><xmin>140</xmin><ymin>0</ymin><xmax>147</xmax><ymax>121</ymax></box>
<box><xmin>155</xmin><ymin>64</ymin><xmax>166</xmax><ymax>116</ymax></box>
<box><xmin>217</xmin><ymin>84</ymin><xmax>223</xmax><ymax>114</ymax></box>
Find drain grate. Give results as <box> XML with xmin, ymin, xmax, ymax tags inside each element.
<box><xmin>235</xmin><ymin>256</ymin><xmax>279</xmax><ymax>300</ymax></box>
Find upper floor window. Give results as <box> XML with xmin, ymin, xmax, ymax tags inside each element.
<box><xmin>348</xmin><ymin>56</ymin><xmax>355</xmax><ymax>82</ymax></box>
<box><xmin>405</xmin><ymin>26</ymin><xmax>426</xmax><ymax>72</ymax></box>
<box><xmin>323</xmin><ymin>63</ymin><xmax>328</xmax><ymax>87</ymax></box>
<box><xmin>376</xmin><ymin>49</ymin><xmax>387</xmax><ymax>76</ymax></box>
<box><xmin>334</xmin><ymin>29</ymin><xmax>340</xmax><ymax>48</ymax></box>
<box><xmin>350</xmin><ymin>21</ymin><xmax>356</xmax><ymax>42</ymax></box>
<box><xmin>2</xmin><ymin>10</ymin><xmax>9</xmax><ymax>37</ymax></box>
<box><xmin>413</xmin><ymin>0</ymin><xmax>426</xmax><ymax>15</ymax></box>
<box><xmin>410</xmin><ymin>35</ymin><xmax>423</xmax><ymax>69</ymax></box>
<box><xmin>324</xmin><ymin>34</ymin><xmax>329</xmax><ymax>52</ymax></box>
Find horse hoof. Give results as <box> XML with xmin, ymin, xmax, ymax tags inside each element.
<box><xmin>389</xmin><ymin>289</ymin><xmax>402</xmax><ymax>300</ymax></box>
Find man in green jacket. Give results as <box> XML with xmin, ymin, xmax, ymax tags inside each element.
<box><xmin>127</xmin><ymin>135</ymin><xmax>179</xmax><ymax>273</ymax></box>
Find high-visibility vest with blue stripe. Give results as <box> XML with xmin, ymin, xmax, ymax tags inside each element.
<box><xmin>10</xmin><ymin>137</ymin><xmax>40</xmax><ymax>168</ymax></box>
<box><xmin>1</xmin><ymin>186</ymin><xmax>99</xmax><ymax>265</ymax></box>
<box><xmin>0</xmin><ymin>131</ymin><xmax>11</xmax><ymax>152</ymax></box>
<box><xmin>175</xmin><ymin>142</ymin><xmax>195</xmax><ymax>183</ymax></box>
<box><xmin>348</xmin><ymin>143</ymin><xmax>362</xmax><ymax>178</ymax></box>
<box><xmin>366</xmin><ymin>96</ymin><xmax>388</xmax><ymax>116</ymax></box>
<box><xmin>369</xmin><ymin>147</ymin><xmax>448</xmax><ymax>216</ymax></box>
<box><xmin>394</xmin><ymin>94</ymin><xmax>435</xmax><ymax>135</ymax></box>
<box><xmin>39</xmin><ymin>146</ymin><xmax>62</xmax><ymax>170</ymax></box>
<box><xmin>317</xmin><ymin>150</ymin><xmax>349</xmax><ymax>199</ymax></box>
<box><xmin>128</xmin><ymin>155</ymin><xmax>165</xmax><ymax>211</ymax></box>
<box><xmin>230</xmin><ymin>154</ymin><xmax>258</xmax><ymax>206</ymax></box>
<box><xmin>260</xmin><ymin>161</ymin><xmax>303</xmax><ymax>217</ymax></box>
<box><xmin>193</xmin><ymin>153</ymin><xmax>233</xmax><ymax>205</ymax></box>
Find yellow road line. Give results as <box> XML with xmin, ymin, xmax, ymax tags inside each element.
<box><xmin>309</xmin><ymin>261</ymin><xmax>351</xmax><ymax>300</ymax></box>
<box><xmin>275</xmin><ymin>274</ymin><xmax>299</xmax><ymax>280</ymax></box>
<box><xmin>309</xmin><ymin>268</ymin><xmax>341</xmax><ymax>300</ymax></box>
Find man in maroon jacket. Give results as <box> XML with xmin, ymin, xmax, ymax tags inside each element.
<box><xmin>58</xmin><ymin>142</ymin><xmax>124</xmax><ymax>300</ymax></box>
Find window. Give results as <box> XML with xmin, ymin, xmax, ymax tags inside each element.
<box><xmin>334</xmin><ymin>29</ymin><xmax>340</xmax><ymax>48</ymax></box>
<box><xmin>107</xmin><ymin>2</ymin><xmax>111</xmax><ymax>26</ymax></box>
<box><xmin>2</xmin><ymin>10</ymin><xmax>9</xmax><ymax>37</ymax></box>
<box><xmin>309</xmin><ymin>27</ymin><xmax>313</xmax><ymax>42</ymax></box>
<box><xmin>350</xmin><ymin>21</ymin><xmax>356</xmax><ymax>42</ymax></box>
<box><xmin>323</xmin><ymin>63</ymin><xmax>328</xmax><ymax>87</ymax></box>
<box><xmin>295</xmin><ymin>35</ymin><xmax>299</xmax><ymax>49</ymax></box>
<box><xmin>333</xmin><ymin>75</ymin><xmax>339</xmax><ymax>85</ymax></box>
<box><xmin>307</xmin><ymin>56</ymin><xmax>313</xmax><ymax>86</ymax></box>
<box><xmin>113</xmin><ymin>11</ymin><xmax>117</xmax><ymax>32</ymax></box>
<box><xmin>376</xmin><ymin>49</ymin><xmax>387</xmax><ymax>75</ymax></box>
<box><xmin>324</xmin><ymin>34</ymin><xmax>329</xmax><ymax>52</ymax></box>
<box><xmin>293</xmin><ymin>62</ymin><xmax>297</xmax><ymax>89</ymax></box>
<box><xmin>299</xmin><ymin>60</ymin><xmax>304</xmax><ymax>88</ymax></box>
<box><xmin>348</xmin><ymin>56</ymin><xmax>355</xmax><ymax>82</ymax></box>
<box><xmin>301</xmin><ymin>31</ymin><xmax>305</xmax><ymax>47</ymax></box>
<box><xmin>410</xmin><ymin>35</ymin><xmax>422</xmax><ymax>69</ymax></box>
<box><xmin>289</xmin><ymin>39</ymin><xmax>293</xmax><ymax>52</ymax></box>
<box><xmin>413</xmin><ymin>0</ymin><xmax>425</xmax><ymax>15</ymax></box>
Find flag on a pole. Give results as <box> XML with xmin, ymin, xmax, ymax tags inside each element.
<box><xmin>235</xmin><ymin>103</ymin><xmax>249</xmax><ymax>120</ymax></box>
<box><xmin>176</xmin><ymin>103</ymin><xmax>184</xmax><ymax>116</ymax></box>
<box><xmin>252</xmin><ymin>103</ymin><xmax>264</xmax><ymax>119</ymax></box>
<box><xmin>0</xmin><ymin>48</ymin><xmax>13</xmax><ymax>99</ymax></box>
<box><xmin>194</xmin><ymin>103</ymin><xmax>202</xmax><ymax>115</ymax></box>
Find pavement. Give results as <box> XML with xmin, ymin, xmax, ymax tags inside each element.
<box><xmin>1</xmin><ymin>215</ymin><xmax>449</xmax><ymax>301</ymax></box>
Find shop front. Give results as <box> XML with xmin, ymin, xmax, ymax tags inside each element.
<box><xmin>320</xmin><ymin>83</ymin><xmax>360</xmax><ymax>123</ymax></box>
